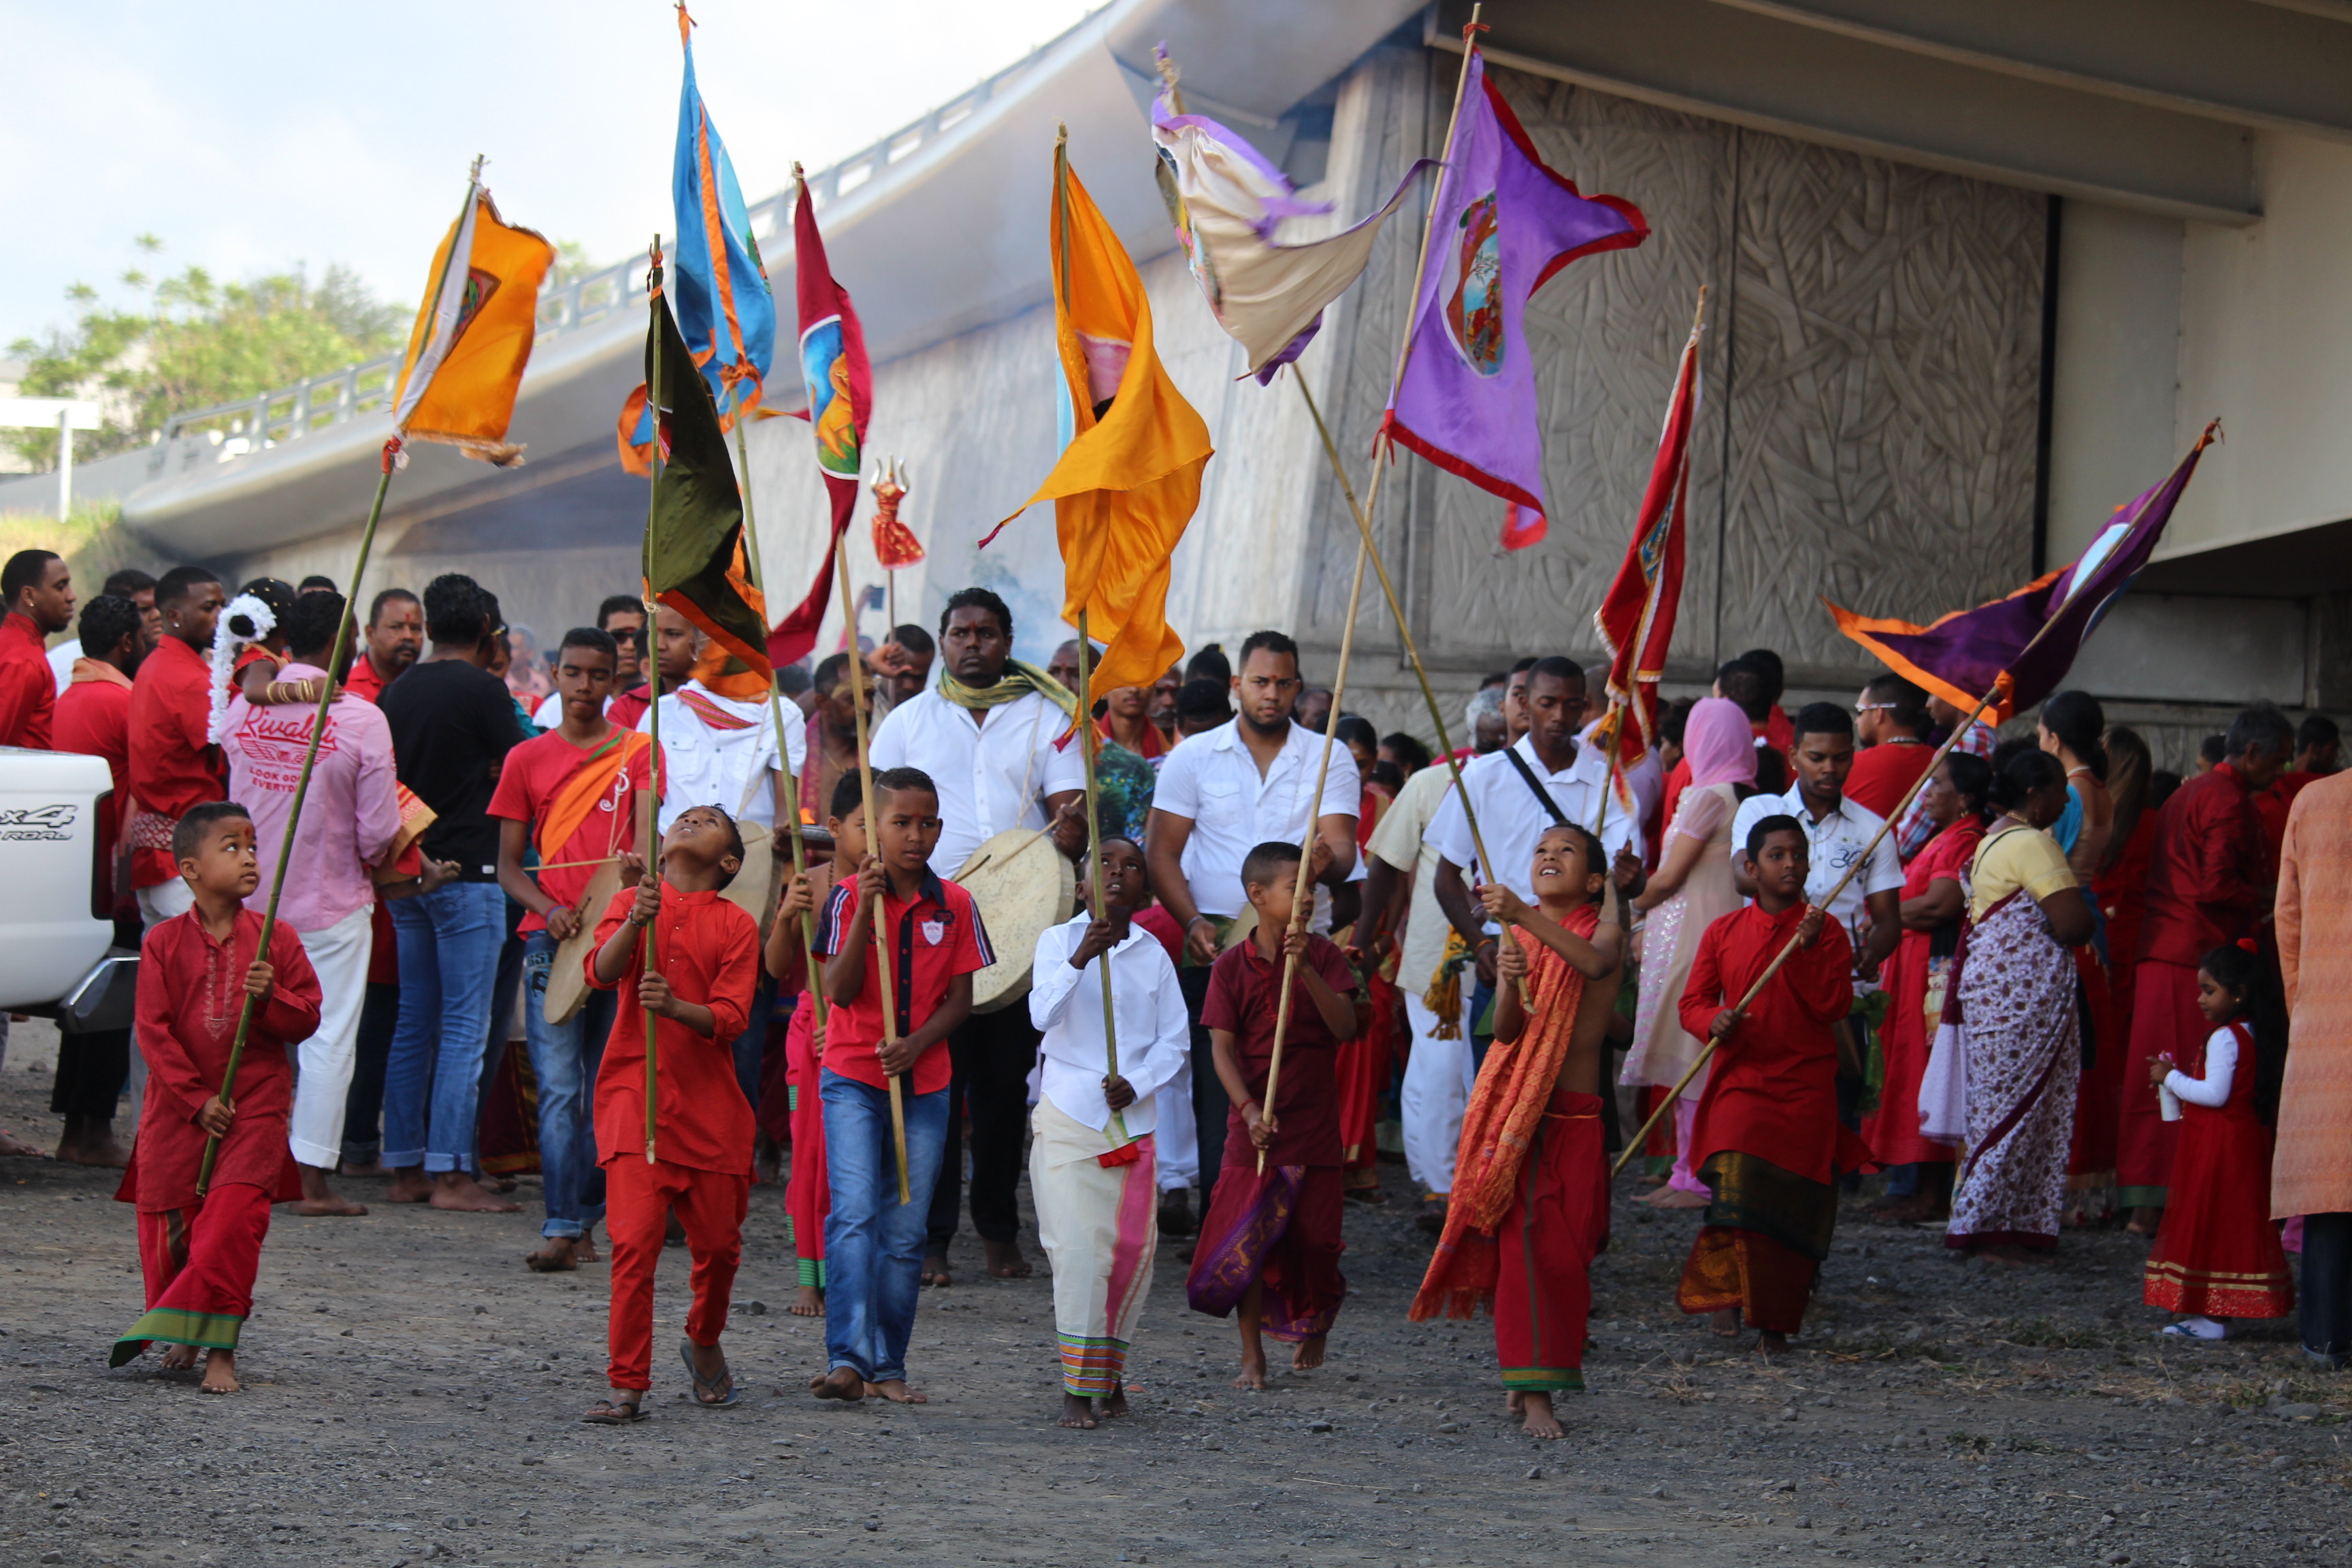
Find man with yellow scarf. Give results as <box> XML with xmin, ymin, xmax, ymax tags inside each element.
<box><xmin>870</xmin><ymin>586</ymin><xmax>1088</xmax><ymax>1284</ymax></box>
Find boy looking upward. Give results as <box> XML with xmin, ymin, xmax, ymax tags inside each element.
<box><xmin>1411</xmin><ymin>823</ymin><xmax>1624</xmax><ymax>1439</ymax></box>
<box><xmin>809</xmin><ymin>766</ymin><xmax>992</xmax><ymax>1405</ymax></box>
<box><xmin>1185</xmin><ymin>840</ymin><xmax>1361</xmax><ymax>1390</ymax></box>
<box><xmin>579</xmin><ymin>804</ymin><xmax>760</xmax><ymax>1422</ymax></box>
<box><xmin>109</xmin><ymin>802</ymin><xmax>324</xmax><ymax>1392</ymax></box>
<box><xmin>1674</xmin><ymin>817</ymin><xmax>1863</xmax><ymax>1356</ymax></box>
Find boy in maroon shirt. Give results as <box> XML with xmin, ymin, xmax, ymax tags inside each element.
<box><xmin>578</xmin><ymin>804</ymin><xmax>760</xmax><ymax>1422</ymax></box>
<box><xmin>1186</xmin><ymin>840</ymin><xmax>1362</xmax><ymax>1389</ymax></box>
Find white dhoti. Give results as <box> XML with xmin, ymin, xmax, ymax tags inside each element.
<box><xmin>1029</xmin><ymin>1095</ymin><xmax>1158</xmax><ymax>1399</ymax></box>
<box><xmin>1401</xmin><ymin>990</ymin><xmax>1477</xmax><ymax>1196</ymax></box>
<box><xmin>1154</xmin><ymin>1055</ymin><xmax>1198</xmax><ymax>1191</ymax></box>
<box><xmin>286</xmin><ymin>904</ymin><xmax>374</xmax><ymax>1169</ymax></box>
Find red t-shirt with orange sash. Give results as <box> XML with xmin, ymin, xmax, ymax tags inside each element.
<box><xmin>488</xmin><ymin>725</ymin><xmax>663</xmax><ymax>935</ymax></box>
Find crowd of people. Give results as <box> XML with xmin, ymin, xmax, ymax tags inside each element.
<box><xmin>0</xmin><ymin>542</ymin><xmax>2346</xmax><ymax>1433</ymax></box>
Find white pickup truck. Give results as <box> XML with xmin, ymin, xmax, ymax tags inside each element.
<box><xmin>0</xmin><ymin>747</ymin><xmax>137</xmax><ymax>1028</ymax></box>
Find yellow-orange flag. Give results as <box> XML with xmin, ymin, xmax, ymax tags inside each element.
<box><xmin>390</xmin><ymin>178</ymin><xmax>555</xmax><ymax>468</ymax></box>
<box><xmin>992</xmin><ymin>138</ymin><xmax>1212</xmax><ymax>696</ymax></box>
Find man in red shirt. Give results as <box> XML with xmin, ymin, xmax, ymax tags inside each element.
<box><xmin>344</xmin><ymin>588</ymin><xmax>422</xmax><ymax>706</ymax></box>
<box><xmin>810</xmin><ymin>766</ymin><xmax>992</xmax><ymax>1405</ymax></box>
<box><xmin>579</xmin><ymin>804</ymin><xmax>760</xmax><ymax>1421</ymax></box>
<box><xmin>48</xmin><ymin>593</ymin><xmax>148</xmax><ymax>1166</ymax></box>
<box><xmin>1</xmin><ymin>548</ymin><xmax>76</xmax><ymax>749</ymax></box>
<box><xmin>2120</xmin><ymin>706</ymin><xmax>2291</xmax><ymax>1230</ymax></box>
<box><xmin>126</xmin><ymin>568</ymin><xmax>228</xmax><ymax>928</ymax></box>
<box><xmin>1845</xmin><ymin>674</ymin><xmax>1936</xmax><ymax>822</ymax></box>
<box><xmin>491</xmin><ymin>627</ymin><xmax>659</xmax><ymax>1273</ymax></box>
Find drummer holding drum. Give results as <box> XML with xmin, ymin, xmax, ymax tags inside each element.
<box><xmin>868</xmin><ymin>586</ymin><xmax>1088</xmax><ymax>1283</ymax></box>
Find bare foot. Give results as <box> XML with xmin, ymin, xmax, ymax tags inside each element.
<box><xmin>2126</xmin><ymin>1205</ymin><xmax>2164</xmax><ymax>1237</ymax></box>
<box><xmin>482</xmin><ymin>1172</ymin><xmax>519</xmax><ymax>1194</ymax></box>
<box><xmin>1058</xmin><ymin>1392</ymin><xmax>1098</xmax><ymax>1429</ymax></box>
<box><xmin>865</xmin><ymin>1379</ymin><xmax>927</xmax><ymax>1404</ymax></box>
<box><xmin>1974</xmin><ymin>1241</ymin><xmax>2036</xmax><ymax>1267</ymax></box>
<box><xmin>791</xmin><ymin>1286</ymin><xmax>824</xmax><ymax>1318</ymax></box>
<box><xmin>385</xmin><ymin>1168</ymin><xmax>434</xmax><ymax>1203</ymax></box>
<box><xmin>1518</xmin><ymin>1390</ymin><xmax>1564</xmax><ymax>1439</ymax></box>
<box><xmin>575</xmin><ymin>1226</ymin><xmax>600</xmax><ymax>1264</ymax></box>
<box><xmin>56</xmin><ymin>1118</ymin><xmax>130</xmax><ymax>1167</ymax></box>
<box><xmin>1505</xmin><ymin>1391</ymin><xmax>1525</xmax><ymax>1416</ymax></box>
<box><xmin>0</xmin><ymin>1128</ymin><xmax>49</xmax><ymax>1158</ymax></box>
<box><xmin>429</xmin><ymin>1172</ymin><xmax>521</xmax><ymax>1213</ymax></box>
<box><xmin>1291</xmin><ymin>1334</ymin><xmax>1327</xmax><ymax>1372</ymax></box>
<box><xmin>921</xmin><ymin>1252</ymin><xmax>952</xmax><ymax>1287</ymax></box>
<box><xmin>338</xmin><ymin>1158</ymin><xmax>389</xmax><ymax>1178</ymax></box>
<box><xmin>525</xmin><ymin>1237</ymin><xmax>581</xmax><ymax>1273</ymax></box>
<box><xmin>809</xmin><ymin>1366</ymin><xmax>865</xmax><ymax>1401</ymax></box>
<box><xmin>159</xmin><ymin>1344</ymin><xmax>197</xmax><ymax>1372</ymax></box>
<box><xmin>1646</xmin><ymin>1187</ymin><xmax>1711</xmax><ymax>1210</ymax></box>
<box><xmin>983</xmin><ymin>1239</ymin><xmax>1032</xmax><ymax>1279</ymax></box>
<box><xmin>1100</xmin><ymin>1382</ymin><xmax>1130</xmax><ymax>1418</ymax></box>
<box><xmin>1755</xmin><ymin>1330</ymin><xmax>1791</xmax><ymax>1358</ymax></box>
<box><xmin>291</xmin><ymin>1165</ymin><xmax>368</xmax><ymax>1217</ymax></box>
<box><xmin>1710</xmin><ymin>1308</ymin><xmax>1742</xmax><ymax>1339</ymax></box>
<box><xmin>199</xmin><ymin>1349</ymin><xmax>240</xmax><ymax>1394</ymax></box>
<box><xmin>1232</xmin><ymin>1352</ymin><xmax>1268</xmax><ymax>1390</ymax></box>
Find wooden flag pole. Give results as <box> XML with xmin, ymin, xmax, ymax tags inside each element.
<box><xmin>730</xmin><ymin>413</ymin><xmax>825</xmax><ymax>1041</ymax></box>
<box><xmin>640</xmin><ymin>235</ymin><xmax>668</xmax><ymax>1166</ymax></box>
<box><xmin>194</xmin><ymin>443</ymin><xmax>401</xmax><ymax>1196</ymax></box>
<box><xmin>836</xmin><ymin>542</ymin><xmax>912</xmax><ymax>1205</ymax></box>
<box><xmin>1609</xmin><ymin>668</ymin><xmax>2008</xmax><ymax>1177</ymax></box>
<box><xmin>195</xmin><ymin>160</ymin><xmax>495</xmax><ymax>1196</ymax></box>
<box><xmin>1073</xmin><ymin>612</ymin><xmax>1132</xmax><ymax>1147</ymax></box>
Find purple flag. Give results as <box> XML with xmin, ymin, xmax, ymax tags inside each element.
<box><xmin>1380</xmin><ymin>45</ymin><xmax>1647</xmax><ymax>550</ymax></box>
<box><xmin>1830</xmin><ymin>422</ymin><xmax>2221</xmax><ymax>723</ymax></box>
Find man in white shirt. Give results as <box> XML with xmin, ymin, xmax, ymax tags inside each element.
<box><xmin>868</xmin><ymin>585</ymin><xmax>1087</xmax><ymax>1281</ymax></box>
<box><xmin>1428</xmin><ymin>657</ymin><xmax>1642</xmax><ymax>1058</ymax></box>
<box><xmin>1145</xmin><ymin>629</ymin><xmax>1362</xmax><ymax>1210</ymax></box>
<box><xmin>635</xmin><ymin>605</ymin><xmax>808</xmax><ymax>835</ymax></box>
<box><xmin>1026</xmin><ymin>836</ymin><xmax>1190</xmax><ymax>1427</ymax></box>
<box><xmin>1728</xmin><ymin>700</ymin><xmax>1903</xmax><ymax>982</ymax></box>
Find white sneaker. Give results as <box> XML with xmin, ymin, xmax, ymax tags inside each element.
<box><xmin>2160</xmin><ymin>1316</ymin><xmax>2229</xmax><ymax>1341</ymax></box>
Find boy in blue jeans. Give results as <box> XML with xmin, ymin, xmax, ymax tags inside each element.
<box><xmin>811</xmin><ymin>766</ymin><xmax>992</xmax><ymax>1403</ymax></box>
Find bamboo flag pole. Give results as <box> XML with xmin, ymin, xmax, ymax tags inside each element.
<box><xmin>1073</xmin><ymin>613</ymin><xmax>1132</xmax><ymax>1147</ymax></box>
<box><xmin>194</xmin><ymin>159</ymin><xmax>495</xmax><ymax>1196</ymax></box>
<box><xmin>730</xmin><ymin>412</ymin><xmax>825</xmax><ymax>1041</ymax></box>
<box><xmin>836</xmin><ymin>542</ymin><xmax>912</xmax><ymax>1205</ymax></box>
<box><xmin>193</xmin><ymin>442</ymin><xmax>401</xmax><ymax>1197</ymax></box>
<box><xmin>640</xmin><ymin>235</ymin><xmax>668</xmax><ymax>1166</ymax></box>
<box><xmin>1609</xmin><ymin>664</ymin><xmax>2019</xmax><ymax>1177</ymax></box>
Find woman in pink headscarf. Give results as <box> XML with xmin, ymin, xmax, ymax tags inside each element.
<box><xmin>1622</xmin><ymin>698</ymin><xmax>1759</xmax><ymax>1208</ymax></box>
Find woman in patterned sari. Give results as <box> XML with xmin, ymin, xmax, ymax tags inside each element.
<box><xmin>1946</xmin><ymin>748</ymin><xmax>2096</xmax><ymax>1262</ymax></box>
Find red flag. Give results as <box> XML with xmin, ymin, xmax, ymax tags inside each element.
<box><xmin>766</xmin><ymin>167</ymin><xmax>873</xmax><ymax>669</ymax></box>
<box><xmin>1592</xmin><ymin>297</ymin><xmax>1701</xmax><ymax>774</ymax></box>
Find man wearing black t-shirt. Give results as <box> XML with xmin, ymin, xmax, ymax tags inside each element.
<box><xmin>377</xmin><ymin>574</ymin><xmax>526</xmax><ymax>1212</ymax></box>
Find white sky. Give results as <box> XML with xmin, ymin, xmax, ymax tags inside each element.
<box><xmin>0</xmin><ymin>0</ymin><xmax>1104</xmax><ymax>350</ymax></box>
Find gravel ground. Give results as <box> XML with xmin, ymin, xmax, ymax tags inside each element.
<box><xmin>3</xmin><ymin>1017</ymin><xmax>2347</xmax><ymax>1568</ymax></box>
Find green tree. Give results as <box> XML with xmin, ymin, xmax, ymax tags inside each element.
<box><xmin>5</xmin><ymin>235</ymin><xmax>408</xmax><ymax>470</ymax></box>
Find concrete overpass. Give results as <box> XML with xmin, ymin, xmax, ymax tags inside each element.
<box><xmin>101</xmin><ymin>0</ymin><xmax>2352</xmax><ymax>760</ymax></box>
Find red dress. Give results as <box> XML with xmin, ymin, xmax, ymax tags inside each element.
<box><xmin>2142</xmin><ymin>1022</ymin><xmax>2293</xmax><ymax>1318</ymax></box>
<box><xmin>1862</xmin><ymin>819</ymin><xmax>1979</xmax><ymax>1167</ymax></box>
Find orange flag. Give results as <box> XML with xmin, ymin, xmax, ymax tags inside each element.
<box><xmin>988</xmin><ymin>136</ymin><xmax>1211</xmax><ymax>696</ymax></box>
<box><xmin>391</xmin><ymin>178</ymin><xmax>555</xmax><ymax>468</ymax></box>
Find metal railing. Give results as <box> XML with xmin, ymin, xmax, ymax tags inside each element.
<box><xmin>151</xmin><ymin>18</ymin><xmax>1079</xmax><ymax>463</ymax></box>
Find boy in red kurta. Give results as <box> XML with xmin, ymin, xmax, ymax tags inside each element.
<box><xmin>1412</xmin><ymin>824</ymin><xmax>1624</xmax><ymax>1439</ymax></box>
<box><xmin>110</xmin><ymin>802</ymin><xmax>323</xmax><ymax>1392</ymax></box>
<box><xmin>1186</xmin><ymin>840</ymin><xmax>1362</xmax><ymax>1390</ymax></box>
<box><xmin>1674</xmin><ymin>815</ymin><xmax>1862</xmax><ymax>1354</ymax></box>
<box><xmin>579</xmin><ymin>804</ymin><xmax>760</xmax><ymax>1422</ymax></box>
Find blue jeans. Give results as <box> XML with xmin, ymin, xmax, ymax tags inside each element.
<box><xmin>821</xmin><ymin>1070</ymin><xmax>949</xmax><ymax>1384</ymax></box>
<box><xmin>523</xmin><ymin>930</ymin><xmax>617</xmax><ymax>1239</ymax></box>
<box><xmin>383</xmin><ymin>881</ymin><xmax>506</xmax><ymax>1173</ymax></box>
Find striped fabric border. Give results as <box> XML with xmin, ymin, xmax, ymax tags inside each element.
<box><xmin>109</xmin><ymin>1307</ymin><xmax>244</xmax><ymax>1368</ymax></box>
<box><xmin>1501</xmin><ymin>1366</ymin><xmax>1586</xmax><ymax>1393</ymax></box>
<box><xmin>1057</xmin><ymin>1333</ymin><xmax>1128</xmax><ymax>1399</ymax></box>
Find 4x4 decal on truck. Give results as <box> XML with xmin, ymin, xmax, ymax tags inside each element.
<box><xmin>0</xmin><ymin>803</ymin><xmax>79</xmax><ymax>840</ymax></box>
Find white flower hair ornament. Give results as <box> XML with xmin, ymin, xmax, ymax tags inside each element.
<box><xmin>206</xmin><ymin>592</ymin><xmax>277</xmax><ymax>744</ymax></box>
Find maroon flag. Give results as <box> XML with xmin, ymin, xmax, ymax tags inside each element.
<box><xmin>766</xmin><ymin>167</ymin><xmax>873</xmax><ymax>669</ymax></box>
<box><xmin>1591</xmin><ymin>302</ymin><xmax>1701</xmax><ymax>775</ymax></box>
<box><xmin>1829</xmin><ymin>422</ymin><xmax>2220</xmax><ymax>725</ymax></box>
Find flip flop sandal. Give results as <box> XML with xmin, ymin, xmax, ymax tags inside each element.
<box><xmin>581</xmin><ymin>1399</ymin><xmax>644</xmax><ymax>1424</ymax></box>
<box><xmin>681</xmin><ymin>1339</ymin><xmax>742</xmax><ymax>1408</ymax></box>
